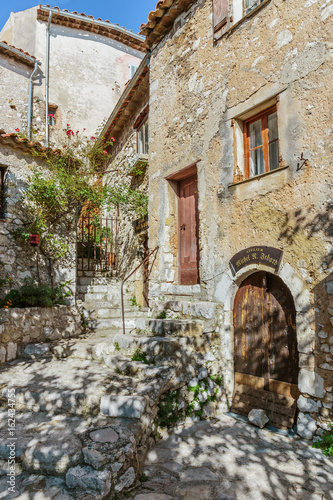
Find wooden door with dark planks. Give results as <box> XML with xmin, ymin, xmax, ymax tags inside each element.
<box><xmin>232</xmin><ymin>271</ymin><xmax>299</xmax><ymax>429</ymax></box>
<box><xmin>178</xmin><ymin>174</ymin><xmax>200</xmax><ymax>285</ymax></box>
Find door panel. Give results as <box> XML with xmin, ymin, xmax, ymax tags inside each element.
<box><xmin>178</xmin><ymin>174</ymin><xmax>199</xmax><ymax>285</ymax></box>
<box><xmin>232</xmin><ymin>271</ymin><xmax>298</xmax><ymax>429</ymax></box>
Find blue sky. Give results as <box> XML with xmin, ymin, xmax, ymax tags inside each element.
<box><xmin>0</xmin><ymin>0</ymin><xmax>157</xmax><ymax>34</ymax></box>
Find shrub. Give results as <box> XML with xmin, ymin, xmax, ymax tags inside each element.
<box><xmin>313</xmin><ymin>424</ymin><xmax>333</xmax><ymax>457</ymax></box>
<box><xmin>0</xmin><ymin>278</ymin><xmax>71</xmax><ymax>308</ymax></box>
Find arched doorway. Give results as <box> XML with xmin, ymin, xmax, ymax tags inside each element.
<box><xmin>231</xmin><ymin>271</ymin><xmax>299</xmax><ymax>429</ymax></box>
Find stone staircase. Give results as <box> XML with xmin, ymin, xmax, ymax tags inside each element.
<box><xmin>77</xmin><ymin>274</ymin><xmax>148</xmax><ymax>335</ymax></box>
<box><xmin>0</xmin><ymin>281</ymin><xmax>226</xmax><ymax>498</ymax></box>
<box><xmin>0</xmin><ymin>327</ymin><xmax>205</xmax><ymax>499</ymax></box>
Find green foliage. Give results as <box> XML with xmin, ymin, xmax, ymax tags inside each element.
<box><xmin>114</xmin><ymin>341</ymin><xmax>120</xmax><ymax>352</ymax></box>
<box><xmin>312</xmin><ymin>424</ymin><xmax>333</xmax><ymax>457</ymax></box>
<box><xmin>12</xmin><ymin>127</ymin><xmax>147</xmax><ymax>269</ymax></box>
<box><xmin>0</xmin><ymin>278</ymin><xmax>71</xmax><ymax>308</ymax></box>
<box><xmin>130</xmin><ymin>296</ymin><xmax>138</xmax><ymax>307</ymax></box>
<box><xmin>157</xmin><ymin>389</ymin><xmax>184</xmax><ymax>429</ymax></box>
<box><xmin>81</xmin><ymin>314</ymin><xmax>88</xmax><ymax>331</ymax></box>
<box><xmin>157</xmin><ymin>310</ymin><xmax>166</xmax><ymax>319</ymax></box>
<box><xmin>107</xmin><ymin>183</ymin><xmax>148</xmax><ymax>218</ymax></box>
<box><xmin>210</xmin><ymin>374</ymin><xmax>223</xmax><ymax>386</ymax></box>
<box><xmin>131</xmin><ymin>348</ymin><xmax>149</xmax><ymax>364</ymax></box>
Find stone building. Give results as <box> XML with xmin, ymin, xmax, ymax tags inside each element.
<box><xmin>0</xmin><ymin>5</ymin><xmax>145</xmax><ymax>144</ymax></box>
<box><xmin>0</xmin><ymin>41</ymin><xmax>40</xmax><ymax>135</ymax></box>
<box><xmin>127</xmin><ymin>0</ymin><xmax>333</xmax><ymax>436</ymax></box>
<box><xmin>102</xmin><ymin>55</ymin><xmax>150</xmax><ymax>307</ymax></box>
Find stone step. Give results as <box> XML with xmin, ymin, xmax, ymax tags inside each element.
<box><xmin>85</xmin><ymin>307</ymin><xmax>148</xmax><ymax>320</ymax></box>
<box><xmin>51</xmin><ymin>332</ymin><xmax>140</xmax><ymax>361</ymax></box>
<box><xmin>87</xmin><ymin>318</ymin><xmax>138</xmax><ymax>330</ymax></box>
<box><xmin>147</xmin><ymin>318</ymin><xmax>203</xmax><ymax>337</ymax></box>
<box><xmin>83</xmin><ymin>298</ymin><xmax>134</xmax><ymax>309</ymax></box>
<box><xmin>150</xmin><ymin>299</ymin><xmax>218</xmax><ymax>321</ymax></box>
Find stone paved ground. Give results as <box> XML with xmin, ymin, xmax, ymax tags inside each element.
<box><xmin>128</xmin><ymin>414</ymin><xmax>333</xmax><ymax>500</ymax></box>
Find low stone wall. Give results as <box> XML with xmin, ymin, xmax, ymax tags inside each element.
<box><xmin>0</xmin><ymin>305</ymin><xmax>83</xmax><ymax>363</ymax></box>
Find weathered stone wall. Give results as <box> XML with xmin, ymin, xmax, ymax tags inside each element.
<box><xmin>0</xmin><ymin>304</ymin><xmax>82</xmax><ymax>363</ymax></box>
<box><xmin>0</xmin><ymin>143</ymin><xmax>76</xmax><ymax>299</ymax></box>
<box><xmin>0</xmin><ymin>6</ymin><xmax>144</xmax><ymax>143</ymax></box>
<box><xmin>0</xmin><ymin>53</ymin><xmax>31</xmax><ymax>135</ymax></box>
<box><xmin>147</xmin><ymin>0</ymin><xmax>333</xmax><ymax>434</ymax></box>
<box><xmin>106</xmin><ymin>97</ymin><xmax>149</xmax><ymax>306</ymax></box>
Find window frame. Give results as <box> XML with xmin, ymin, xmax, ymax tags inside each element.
<box><xmin>243</xmin><ymin>0</ymin><xmax>265</xmax><ymax>16</ymax></box>
<box><xmin>48</xmin><ymin>104</ymin><xmax>58</xmax><ymax>127</ymax></box>
<box><xmin>136</xmin><ymin>116</ymin><xmax>149</xmax><ymax>155</ymax></box>
<box><xmin>243</xmin><ymin>105</ymin><xmax>279</xmax><ymax>179</ymax></box>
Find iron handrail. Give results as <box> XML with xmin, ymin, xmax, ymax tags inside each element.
<box><xmin>121</xmin><ymin>246</ymin><xmax>159</xmax><ymax>335</ymax></box>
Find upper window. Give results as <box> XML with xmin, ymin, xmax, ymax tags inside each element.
<box><xmin>48</xmin><ymin>104</ymin><xmax>58</xmax><ymax>126</ymax></box>
<box><xmin>213</xmin><ymin>0</ymin><xmax>268</xmax><ymax>39</ymax></box>
<box><xmin>244</xmin><ymin>0</ymin><xmax>265</xmax><ymax>15</ymax></box>
<box><xmin>137</xmin><ymin>118</ymin><xmax>149</xmax><ymax>155</ymax></box>
<box><xmin>244</xmin><ymin>106</ymin><xmax>279</xmax><ymax>178</ymax></box>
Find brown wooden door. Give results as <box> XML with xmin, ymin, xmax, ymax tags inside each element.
<box><xmin>232</xmin><ymin>271</ymin><xmax>299</xmax><ymax>429</ymax></box>
<box><xmin>178</xmin><ymin>174</ymin><xmax>199</xmax><ymax>285</ymax></box>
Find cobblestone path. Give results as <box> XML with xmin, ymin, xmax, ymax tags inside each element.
<box><xmin>129</xmin><ymin>414</ymin><xmax>333</xmax><ymax>500</ymax></box>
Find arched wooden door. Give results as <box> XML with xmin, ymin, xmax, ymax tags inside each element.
<box><xmin>231</xmin><ymin>271</ymin><xmax>299</xmax><ymax>429</ymax></box>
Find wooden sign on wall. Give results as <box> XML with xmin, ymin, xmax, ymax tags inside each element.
<box><xmin>229</xmin><ymin>246</ymin><xmax>283</xmax><ymax>276</ymax></box>
<box><xmin>133</xmin><ymin>215</ymin><xmax>148</xmax><ymax>234</ymax></box>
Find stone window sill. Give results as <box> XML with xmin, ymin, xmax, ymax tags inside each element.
<box><xmin>228</xmin><ymin>164</ymin><xmax>289</xmax><ymax>188</ymax></box>
<box><xmin>214</xmin><ymin>0</ymin><xmax>271</xmax><ymax>42</ymax></box>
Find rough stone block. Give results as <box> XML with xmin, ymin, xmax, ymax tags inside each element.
<box><xmin>83</xmin><ymin>448</ymin><xmax>108</xmax><ymax>469</ymax></box>
<box><xmin>248</xmin><ymin>409</ymin><xmax>269</xmax><ymax>428</ymax></box>
<box><xmin>297</xmin><ymin>412</ymin><xmax>317</xmax><ymax>439</ymax></box>
<box><xmin>100</xmin><ymin>395</ymin><xmax>147</xmax><ymax>418</ymax></box>
<box><xmin>66</xmin><ymin>465</ymin><xmax>111</xmax><ymax>498</ymax></box>
<box><xmin>299</xmin><ymin>369</ymin><xmax>325</xmax><ymax>398</ymax></box>
<box><xmin>6</xmin><ymin>342</ymin><xmax>17</xmax><ymax>361</ymax></box>
<box><xmin>114</xmin><ymin>467</ymin><xmax>136</xmax><ymax>493</ymax></box>
<box><xmin>90</xmin><ymin>428</ymin><xmax>119</xmax><ymax>444</ymax></box>
<box><xmin>297</xmin><ymin>396</ymin><xmax>321</xmax><ymax>413</ymax></box>
<box><xmin>0</xmin><ymin>346</ymin><xmax>6</xmax><ymax>364</ymax></box>
<box><xmin>24</xmin><ymin>343</ymin><xmax>50</xmax><ymax>358</ymax></box>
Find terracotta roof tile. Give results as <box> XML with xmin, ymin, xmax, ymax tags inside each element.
<box><xmin>0</xmin><ymin>130</ymin><xmax>62</xmax><ymax>157</ymax></box>
<box><xmin>140</xmin><ymin>0</ymin><xmax>194</xmax><ymax>47</ymax></box>
<box><xmin>0</xmin><ymin>41</ymin><xmax>38</xmax><ymax>66</ymax></box>
<box><xmin>37</xmin><ymin>5</ymin><xmax>145</xmax><ymax>52</ymax></box>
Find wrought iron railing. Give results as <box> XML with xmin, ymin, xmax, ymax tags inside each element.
<box><xmin>121</xmin><ymin>246</ymin><xmax>159</xmax><ymax>335</ymax></box>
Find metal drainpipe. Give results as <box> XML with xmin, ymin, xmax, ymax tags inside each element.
<box><xmin>27</xmin><ymin>60</ymin><xmax>39</xmax><ymax>140</ymax></box>
<box><xmin>45</xmin><ymin>11</ymin><xmax>52</xmax><ymax>146</ymax></box>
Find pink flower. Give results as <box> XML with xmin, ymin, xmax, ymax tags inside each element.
<box><xmin>67</xmin><ymin>124</ymin><xmax>70</xmax><ymax>127</ymax></box>
<box><xmin>15</xmin><ymin>128</ymin><xmax>20</xmax><ymax>132</ymax></box>
<box><xmin>83</xmin><ymin>128</ymin><xmax>86</xmax><ymax>131</ymax></box>
<box><xmin>76</xmin><ymin>131</ymin><xmax>79</xmax><ymax>134</ymax></box>
<box><xmin>91</xmin><ymin>136</ymin><xmax>95</xmax><ymax>140</ymax></box>
<box><xmin>102</xmin><ymin>150</ymin><xmax>108</xmax><ymax>155</ymax></box>
<box><xmin>111</xmin><ymin>137</ymin><xmax>115</xmax><ymax>142</ymax></box>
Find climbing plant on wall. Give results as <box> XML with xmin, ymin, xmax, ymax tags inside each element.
<box><xmin>11</xmin><ymin>126</ymin><xmax>148</xmax><ymax>283</ymax></box>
